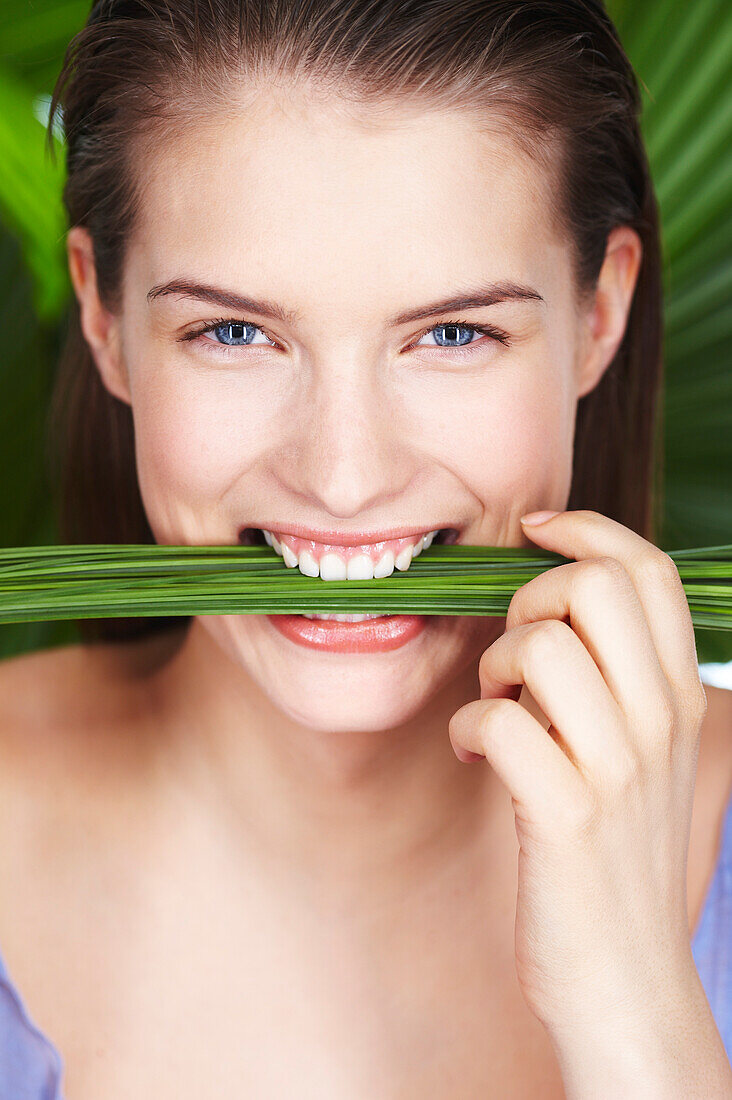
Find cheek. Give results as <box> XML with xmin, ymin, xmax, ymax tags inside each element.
<box><xmin>416</xmin><ymin>355</ymin><xmax>576</xmax><ymax>504</ymax></box>
<box><xmin>129</xmin><ymin>369</ymin><xmax>275</xmax><ymax>537</ymax></box>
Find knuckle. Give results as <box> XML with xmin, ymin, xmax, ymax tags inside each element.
<box><xmin>573</xmin><ymin>510</ymin><xmax>600</xmax><ymax>529</ymax></box>
<box><xmin>477</xmin><ymin>698</ymin><xmax>519</xmax><ymax>739</ymax></box>
<box><xmin>487</xmin><ymin>697</ymin><xmax>521</xmax><ymax>725</ymax></box>
<box><xmin>524</xmin><ymin>619</ymin><xmax>570</xmax><ymax>668</ymax></box>
<box><xmin>577</xmin><ymin>556</ymin><xmax>628</xmax><ymax>596</ymax></box>
<box><xmin>637</xmin><ymin>550</ymin><xmax>680</xmax><ymax>590</ymax></box>
<box><xmin>685</xmin><ymin>682</ymin><xmax>708</xmax><ymax>726</ymax></box>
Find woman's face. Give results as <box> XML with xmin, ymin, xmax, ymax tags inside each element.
<box><xmin>75</xmin><ymin>85</ymin><xmax>633</xmax><ymax>733</ymax></box>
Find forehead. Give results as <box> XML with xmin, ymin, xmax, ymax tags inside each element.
<box><xmin>128</xmin><ymin>86</ymin><xmax>566</xmax><ymax>316</ymax></box>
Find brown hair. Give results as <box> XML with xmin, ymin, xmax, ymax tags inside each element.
<box><xmin>46</xmin><ymin>0</ymin><xmax>663</xmax><ymax>644</ymax></box>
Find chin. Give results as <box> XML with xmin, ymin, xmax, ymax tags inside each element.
<box><xmin>261</xmin><ymin>672</ymin><xmax>436</xmax><ymax>735</ymax></box>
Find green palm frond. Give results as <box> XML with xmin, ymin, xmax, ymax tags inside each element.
<box><xmin>1</xmin><ymin>542</ymin><xmax>730</xmax><ymax>630</ymax></box>
<box><xmin>0</xmin><ymin>69</ymin><xmax>67</xmax><ymax>319</ymax></box>
<box><xmin>0</xmin><ymin>0</ymin><xmax>89</xmax><ymax>93</ymax></box>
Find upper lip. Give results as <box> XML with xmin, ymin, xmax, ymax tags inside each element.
<box><xmin>241</xmin><ymin>524</ymin><xmax>455</xmax><ymax>545</ymax></box>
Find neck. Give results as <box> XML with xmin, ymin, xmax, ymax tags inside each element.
<box><xmin>144</xmin><ymin>618</ymin><xmax>508</xmax><ymax>899</ymax></box>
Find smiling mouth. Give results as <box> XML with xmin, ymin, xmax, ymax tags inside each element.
<box><xmin>238</xmin><ymin>524</ymin><xmax>461</xmax><ymax>582</ymax></box>
<box><xmin>237</xmin><ymin>525</ymin><xmax>461</xmax><ymax>623</ymax></box>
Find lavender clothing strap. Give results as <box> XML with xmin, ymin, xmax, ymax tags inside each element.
<box><xmin>0</xmin><ymin>950</ymin><xmax>65</xmax><ymax>1099</ymax></box>
<box><xmin>691</xmin><ymin>780</ymin><xmax>732</xmax><ymax>1063</ymax></box>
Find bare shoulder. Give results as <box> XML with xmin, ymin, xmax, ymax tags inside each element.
<box><xmin>0</xmin><ymin>638</ymin><xmax>132</xmax><ymax>743</ymax></box>
<box><xmin>0</xmin><ymin>641</ymin><xmax>101</xmax><ymax>734</ymax></box>
<box><xmin>0</xmin><ymin>629</ymin><xmax>184</xmax><ymax>796</ymax></box>
<box><xmin>0</xmin><ymin>642</ymin><xmax>96</xmax><ymax>774</ymax></box>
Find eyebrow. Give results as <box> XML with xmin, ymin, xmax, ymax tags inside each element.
<box><xmin>146</xmin><ymin>278</ymin><xmax>544</xmax><ymax>327</ymax></box>
<box><xmin>390</xmin><ymin>281</ymin><xmax>544</xmax><ymax>325</ymax></box>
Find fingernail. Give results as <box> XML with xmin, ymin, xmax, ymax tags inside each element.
<box><xmin>456</xmin><ymin>749</ymin><xmax>484</xmax><ymax>763</ymax></box>
<box><xmin>521</xmin><ymin>510</ymin><xmax>559</xmax><ymax>526</ymax></box>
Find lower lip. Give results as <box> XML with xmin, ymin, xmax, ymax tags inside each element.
<box><xmin>267</xmin><ymin>613</ymin><xmax>429</xmax><ymax>652</ymax></box>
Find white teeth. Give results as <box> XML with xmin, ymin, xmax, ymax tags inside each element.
<box><xmin>301</xmin><ymin>612</ymin><xmax>386</xmax><ymax>621</ymax></box>
<box><xmin>346</xmin><ymin>553</ymin><xmax>375</xmax><ymax>580</ymax></box>
<box><xmin>373</xmin><ymin>549</ymin><xmax>395</xmax><ymax>577</ymax></box>
<box><xmin>319</xmin><ymin>553</ymin><xmax>347</xmax><ymax>581</ymax></box>
<box><xmin>297</xmin><ymin>549</ymin><xmax>320</xmax><ymax>577</ymax></box>
<box><xmin>262</xmin><ymin>528</ymin><xmax>442</xmax><ymax>580</ymax></box>
<box><xmin>281</xmin><ymin>543</ymin><xmax>298</xmax><ymax>568</ymax></box>
<box><xmin>394</xmin><ymin>544</ymin><xmax>414</xmax><ymax>571</ymax></box>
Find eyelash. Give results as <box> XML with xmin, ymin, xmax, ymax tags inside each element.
<box><xmin>178</xmin><ymin>317</ymin><xmax>512</xmax><ymax>358</ymax></box>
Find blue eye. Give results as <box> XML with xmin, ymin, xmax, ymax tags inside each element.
<box><xmin>202</xmin><ymin>321</ymin><xmax>274</xmax><ymax>347</ymax></box>
<box><xmin>415</xmin><ymin>320</ymin><xmax>510</xmax><ymax>351</ymax></box>
<box><xmin>418</xmin><ymin>322</ymin><xmax>481</xmax><ymax>348</ymax></box>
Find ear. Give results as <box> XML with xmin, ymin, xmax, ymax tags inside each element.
<box><xmin>66</xmin><ymin>226</ymin><xmax>132</xmax><ymax>406</ymax></box>
<box><xmin>576</xmin><ymin>225</ymin><xmax>643</xmax><ymax>400</ymax></box>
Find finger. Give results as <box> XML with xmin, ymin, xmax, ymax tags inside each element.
<box><xmin>448</xmin><ymin>696</ymin><xmax>585</xmax><ymax>821</ymax></box>
<box><xmin>478</xmin><ymin>619</ymin><xmax>628</xmax><ymax>778</ymax></box>
<box><xmin>520</xmin><ymin>510</ymin><xmax>705</xmax><ymax>711</ymax></box>
<box><xmin>505</xmin><ymin>556</ymin><xmax>671</xmax><ymax>734</ymax></box>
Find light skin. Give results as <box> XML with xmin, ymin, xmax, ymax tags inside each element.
<box><xmin>62</xmin><ymin>82</ymin><xmax>731</xmax><ymax>1094</ymax></box>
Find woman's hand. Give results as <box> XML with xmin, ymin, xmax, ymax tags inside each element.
<box><xmin>448</xmin><ymin>509</ymin><xmax>732</xmax><ymax>1097</ymax></box>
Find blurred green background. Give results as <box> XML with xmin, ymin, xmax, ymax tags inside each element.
<box><xmin>0</xmin><ymin>0</ymin><xmax>730</xmax><ymax>663</ymax></box>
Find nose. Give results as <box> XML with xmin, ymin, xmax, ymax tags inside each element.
<box><xmin>280</xmin><ymin>351</ymin><xmax>416</xmax><ymax>519</ymax></box>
